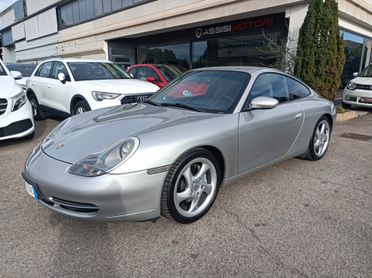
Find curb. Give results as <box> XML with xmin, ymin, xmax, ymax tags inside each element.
<box><xmin>336</xmin><ymin>111</ymin><xmax>369</xmax><ymax>122</ymax></box>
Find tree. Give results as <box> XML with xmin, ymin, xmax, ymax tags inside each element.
<box><xmin>294</xmin><ymin>0</ymin><xmax>345</xmax><ymax>100</ymax></box>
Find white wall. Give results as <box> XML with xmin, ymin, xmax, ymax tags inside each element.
<box><xmin>24</xmin><ymin>8</ymin><xmax>58</xmax><ymax>41</ymax></box>
<box><xmin>15</xmin><ymin>33</ymin><xmax>58</xmax><ymax>62</ymax></box>
<box><xmin>12</xmin><ymin>22</ymin><xmax>25</xmax><ymax>41</ymax></box>
<box><xmin>0</xmin><ymin>8</ymin><xmax>15</xmax><ymax>29</ymax></box>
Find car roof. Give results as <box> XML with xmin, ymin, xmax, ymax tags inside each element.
<box><xmin>190</xmin><ymin>66</ymin><xmax>282</xmax><ymax>74</ymax></box>
<box><xmin>38</xmin><ymin>58</ymin><xmax>112</xmax><ymax>64</ymax></box>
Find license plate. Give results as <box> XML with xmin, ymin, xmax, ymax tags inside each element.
<box><xmin>360</xmin><ymin>97</ymin><xmax>372</xmax><ymax>103</ymax></box>
<box><xmin>24</xmin><ymin>181</ymin><xmax>38</xmax><ymax>200</ymax></box>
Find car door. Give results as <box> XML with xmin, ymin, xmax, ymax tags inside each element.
<box><xmin>47</xmin><ymin>61</ymin><xmax>73</xmax><ymax>113</ymax></box>
<box><xmin>29</xmin><ymin>61</ymin><xmax>54</xmax><ymax>107</ymax></box>
<box><xmin>238</xmin><ymin>73</ymin><xmax>304</xmax><ymax>173</ymax></box>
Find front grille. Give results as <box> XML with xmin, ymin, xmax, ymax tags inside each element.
<box><xmin>356</xmin><ymin>84</ymin><xmax>372</xmax><ymax>90</ymax></box>
<box><xmin>0</xmin><ymin>98</ymin><xmax>8</xmax><ymax>115</ymax></box>
<box><xmin>0</xmin><ymin>119</ymin><xmax>33</xmax><ymax>138</ymax></box>
<box><xmin>44</xmin><ymin>197</ymin><xmax>99</xmax><ymax>214</ymax></box>
<box><xmin>121</xmin><ymin>93</ymin><xmax>153</xmax><ymax>104</ymax></box>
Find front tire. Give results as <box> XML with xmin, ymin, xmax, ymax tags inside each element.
<box><xmin>72</xmin><ymin>100</ymin><xmax>91</xmax><ymax>115</ymax></box>
<box><xmin>161</xmin><ymin>149</ymin><xmax>221</xmax><ymax>223</ymax></box>
<box><xmin>302</xmin><ymin>116</ymin><xmax>331</xmax><ymax>161</ymax></box>
<box><xmin>28</xmin><ymin>94</ymin><xmax>45</xmax><ymax>120</ymax></box>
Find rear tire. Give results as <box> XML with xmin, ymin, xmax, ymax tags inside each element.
<box><xmin>301</xmin><ymin>116</ymin><xmax>331</xmax><ymax>161</ymax></box>
<box><xmin>161</xmin><ymin>148</ymin><xmax>221</xmax><ymax>224</ymax></box>
<box><xmin>27</xmin><ymin>94</ymin><xmax>45</xmax><ymax>120</ymax></box>
<box><xmin>72</xmin><ymin>100</ymin><xmax>91</xmax><ymax>115</ymax></box>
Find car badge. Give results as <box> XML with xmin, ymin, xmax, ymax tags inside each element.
<box><xmin>56</xmin><ymin>143</ymin><xmax>65</xmax><ymax>149</ymax></box>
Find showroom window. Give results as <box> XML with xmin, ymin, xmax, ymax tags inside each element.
<box><xmin>58</xmin><ymin>0</ymin><xmax>152</xmax><ymax>29</ymax></box>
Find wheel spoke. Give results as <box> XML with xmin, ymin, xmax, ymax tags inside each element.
<box><xmin>314</xmin><ymin>139</ymin><xmax>321</xmax><ymax>148</ymax></box>
<box><xmin>203</xmin><ymin>184</ymin><xmax>213</xmax><ymax>195</ymax></box>
<box><xmin>176</xmin><ymin>190</ymin><xmax>192</xmax><ymax>205</ymax></box>
<box><xmin>320</xmin><ymin>123</ymin><xmax>325</xmax><ymax>135</ymax></box>
<box><xmin>194</xmin><ymin>163</ymin><xmax>210</xmax><ymax>181</ymax></box>
<box><xmin>188</xmin><ymin>196</ymin><xmax>201</xmax><ymax>212</ymax></box>
<box><xmin>182</xmin><ymin>167</ymin><xmax>193</xmax><ymax>188</ymax></box>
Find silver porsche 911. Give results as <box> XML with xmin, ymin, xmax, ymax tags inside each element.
<box><xmin>23</xmin><ymin>67</ymin><xmax>336</xmax><ymax>223</ymax></box>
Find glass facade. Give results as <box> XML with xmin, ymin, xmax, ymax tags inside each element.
<box><xmin>135</xmin><ymin>14</ymin><xmax>286</xmax><ymax>70</ymax></box>
<box><xmin>340</xmin><ymin>30</ymin><xmax>372</xmax><ymax>87</ymax></box>
<box><xmin>58</xmin><ymin>0</ymin><xmax>151</xmax><ymax>29</ymax></box>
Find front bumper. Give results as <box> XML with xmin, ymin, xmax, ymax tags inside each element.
<box><xmin>0</xmin><ymin>100</ymin><xmax>34</xmax><ymax>141</ymax></box>
<box><xmin>23</xmin><ymin>148</ymin><xmax>168</xmax><ymax>221</ymax></box>
<box><xmin>342</xmin><ymin>89</ymin><xmax>372</xmax><ymax>108</ymax></box>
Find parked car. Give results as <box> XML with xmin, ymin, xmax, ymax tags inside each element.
<box><xmin>6</xmin><ymin>63</ymin><xmax>37</xmax><ymax>89</ymax></box>
<box><xmin>128</xmin><ymin>64</ymin><xmax>185</xmax><ymax>88</ymax></box>
<box><xmin>0</xmin><ymin>60</ymin><xmax>35</xmax><ymax>141</ymax></box>
<box><xmin>23</xmin><ymin>67</ymin><xmax>336</xmax><ymax>223</ymax></box>
<box><xmin>342</xmin><ymin>64</ymin><xmax>372</xmax><ymax>109</ymax></box>
<box><xmin>26</xmin><ymin>59</ymin><xmax>159</xmax><ymax>119</ymax></box>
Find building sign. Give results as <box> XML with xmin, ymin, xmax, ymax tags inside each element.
<box><xmin>194</xmin><ymin>14</ymin><xmax>283</xmax><ymax>39</ymax></box>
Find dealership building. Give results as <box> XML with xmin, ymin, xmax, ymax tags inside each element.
<box><xmin>0</xmin><ymin>0</ymin><xmax>371</xmax><ymax>79</ymax></box>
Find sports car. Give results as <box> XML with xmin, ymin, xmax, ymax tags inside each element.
<box><xmin>23</xmin><ymin>67</ymin><xmax>336</xmax><ymax>223</ymax></box>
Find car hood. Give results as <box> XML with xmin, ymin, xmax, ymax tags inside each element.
<box><xmin>0</xmin><ymin>76</ymin><xmax>23</xmax><ymax>98</ymax></box>
<box><xmin>75</xmin><ymin>79</ymin><xmax>159</xmax><ymax>94</ymax></box>
<box><xmin>351</xmin><ymin>77</ymin><xmax>372</xmax><ymax>85</ymax></box>
<box><xmin>42</xmin><ymin>103</ymin><xmax>222</xmax><ymax>164</ymax></box>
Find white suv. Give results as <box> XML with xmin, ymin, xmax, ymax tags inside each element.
<box><xmin>26</xmin><ymin>59</ymin><xmax>159</xmax><ymax>119</ymax></box>
<box><xmin>0</xmin><ymin>60</ymin><xmax>35</xmax><ymax>141</ymax></box>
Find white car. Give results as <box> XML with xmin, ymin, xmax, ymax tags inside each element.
<box><xmin>0</xmin><ymin>60</ymin><xmax>35</xmax><ymax>141</ymax></box>
<box><xmin>342</xmin><ymin>64</ymin><xmax>372</xmax><ymax>109</ymax></box>
<box><xmin>26</xmin><ymin>59</ymin><xmax>160</xmax><ymax>119</ymax></box>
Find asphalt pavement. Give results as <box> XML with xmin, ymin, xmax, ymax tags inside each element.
<box><xmin>0</xmin><ymin>114</ymin><xmax>371</xmax><ymax>277</ymax></box>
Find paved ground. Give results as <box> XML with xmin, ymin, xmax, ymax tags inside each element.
<box><xmin>0</xmin><ymin>114</ymin><xmax>371</xmax><ymax>277</ymax></box>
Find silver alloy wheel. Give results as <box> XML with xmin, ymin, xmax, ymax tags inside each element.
<box><xmin>76</xmin><ymin>106</ymin><xmax>86</xmax><ymax>114</ymax></box>
<box><xmin>173</xmin><ymin>158</ymin><xmax>217</xmax><ymax>218</ymax></box>
<box><xmin>314</xmin><ymin>119</ymin><xmax>330</xmax><ymax>157</ymax></box>
<box><xmin>30</xmin><ymin>98</ymin><xmax>37</xmax><ymax>117</ymax></box>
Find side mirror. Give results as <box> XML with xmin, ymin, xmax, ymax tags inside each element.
<box><xmin>58</xmin><ymin>72</ymin><xmax>67</xmax><ymax>84</ymax></box>
<box><xmin>11</xmin><ymin>71</ymin><xmax>23</xmax><ymax>80</ymax></box>
<box><xmin>352</xmin><ymin>72</ymin><xmax>359</xmax><ymax>77</ymax></box>
<box><xmin>146</xmin><ymin>76</ymin><xmax>156</xmax><ymax>83</ymax></box>
<box><xmin>250</xmin><ymin>96</ymin><xmax>279</xmax><ymax>109</ymax></box>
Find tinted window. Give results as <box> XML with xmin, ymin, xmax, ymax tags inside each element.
<box><xmin>0</xmin><ymin>64</ymin><xmax>7</xmax><ymax>76</ymax></box>
<box><xmin>360</xmin><ymin>65</ymin><xmax>372</xmax><ymax>77</ymax></box>
<box><xmin>51</xmin><ymin>62</ymin><xmax>70</xmax><ymax>80</ymax></box>
<box><xmin>68</xmin><ymin>62</ymin><xmax>130</xmax><ymax>81</ymax></box>
<box><xmin>150</xmin><ymin>70</ymin><xmax>250</xmax><ymax>113</ymax></box>
<box><xmin>249</xmin><ymin>73</ymin><xmax>289</xmax><ymax>103</ymax></box>
<box><xmin>286</xmin><ymin>77</ymin><xmax>310</xmax><ymax>100</ymax></box>
<box><xmin>155</xmin><ymin>65</ymin><xmax>182</xmax><ymax>81</ymax></box>
<box><xmin>6</xmin><ymin>64</ymin><xmax>37</xmax><ymax>77</ymax></box>
<box><xmin>36</xmin><ymin>62</ymin><xmax>53</xmax><ymax>78</ymax></box>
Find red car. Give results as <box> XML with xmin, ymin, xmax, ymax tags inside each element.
<box><xmin>128</xmin><ymin>64</ymin><xmax>185</xmax><ymax>88</ymax></box>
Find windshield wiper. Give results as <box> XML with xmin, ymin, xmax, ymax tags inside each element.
<box><xmin>159</xmin><ymin>103</ymin><xmax>203</xmax><ymax>112</ymax></box>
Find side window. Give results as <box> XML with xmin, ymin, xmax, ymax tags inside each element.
<box><xmin>128</xmin><ymin>67</ymin><xmax>138</xmax><ymax>79</ymax></box>
<box><xmin>136</xmin><ymin>67</ymin><xmax>159</xmax><ymax>81</ymax></box>
<box><xmin>36</xmin><ymin>62</ymin><xmax>53</xmax><ymax>78</ymax></box>
<box><xmin>286</xmin><ymin>77</ymin><xmax>311</xmax><ymax>100</ymax></box>
<box><xmin>51</xmin><ymin>62</ymin><xmax>70</xmax><ymax>81</ymax></box>
<box><xmin>248</xmin><ymin>73</ymin><xmax>289</xmax><ymax>103</ymax></box>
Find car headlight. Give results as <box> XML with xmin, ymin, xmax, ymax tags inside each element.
<box><xmin>11</xmin><ymin>91</ymin><xmax>27</xmax><ymax>112</ymax></box>
<box><xmin>68</xmin><ymin>137</ymin><xmax>139</xmax><ymax>177</ymax></box>
<box><xmin>346</xmin><ymin>82</ymin><xmax>356</xmax><ymax>90</ymax></box>
<box><xmin>92</xmin><ymin>91</ymin><xmax>120</xmax><ymax>101</ymax></box>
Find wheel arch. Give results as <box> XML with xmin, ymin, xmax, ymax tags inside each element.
<box><xmin>321</xmin><ymin>113</ymin><xmax>334</xmax><ymax>130</ymax></box>
<box><xmin>70</xmin><ymin>94</ymin><xmax>89</xmax><ymax>114</ymax></box>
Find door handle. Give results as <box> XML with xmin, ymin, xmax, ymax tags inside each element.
<box><xmin>295</xmin><ymin>113</ymin><xmax>303</xmax><ymax>119</ymax></box>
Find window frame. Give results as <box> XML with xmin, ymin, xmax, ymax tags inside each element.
<box><xmin>242</xmin><ymin>71</ymin><xmax>312</xmax><ymax>111</ymax></box>
<box><xmin>35</xmin><ymin>61</ymin><xmax>54</xmax><ymax>79</ymax></box>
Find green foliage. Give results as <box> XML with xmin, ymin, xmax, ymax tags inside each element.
<box><xmin>294</xmin><ymin>0</ymin><xmax>345</xmax><ymax>100</ymax></box>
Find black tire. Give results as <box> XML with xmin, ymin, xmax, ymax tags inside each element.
<box><xmin>28</xmin><ymin>94</ymin><xmax>45</xmax><ymax>120</ymax></box>
<box><xmin>161</xmin><ymin>148</ymin><xmax>221</xmax><ymax>224</ymax></box>
<box><xmin>341</xmin><ymin>102</ymin><xmax>352</xmax><ymax>110</ymax></box>
<box><xmin>72</xmin><ymin>100</ymin><xmax>91</xmax><ymax>115</ymax></box>
<box><xmin>301</xmin><ymin>116</ymin><xmax>332</xmax><ymax>161</ymax></box>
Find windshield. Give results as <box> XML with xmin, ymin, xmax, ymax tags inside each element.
<box><xmin>6</xmin><ymin>63</ymin><xmax>37</xmax><ymax>77</ymax></box>
<box><xmin>149</xmin><ymin>70</ymin><xmax>250</xmax><ymax>113</ymax></box>
<box><xmin>155</xmin><ymin>65</ymin><xmax>183</xmax><ymax>82</ymax></box>
<box><xmin>360</xmin><ymin>65</ymin><xmax>372</xmax><ymax>77</ymax></box>
<box><xmin>68</xmin><ymin>62</ymin><xmax>131</xmax><ymax>81</ymax></box>
<box><xmin>0</xmin><ymin>63</ymin><xmax>7</xmax><ymax>76</ymax></box>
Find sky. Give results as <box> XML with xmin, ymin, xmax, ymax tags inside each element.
<box><xmin>0</xmin><ymin>0</ymin><xmax>17</xmax><ymax>13</ymax></box>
